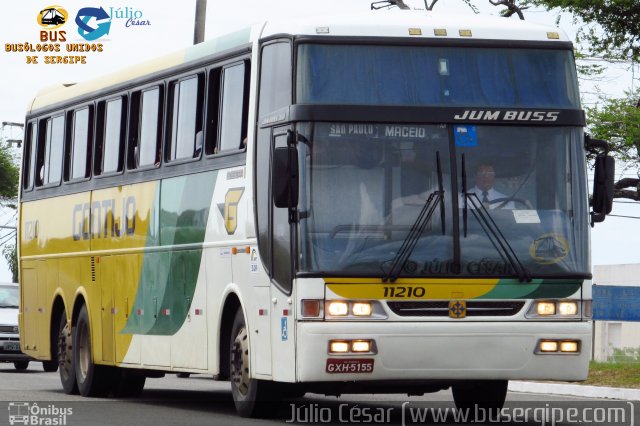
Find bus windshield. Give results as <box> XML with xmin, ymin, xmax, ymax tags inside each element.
<box><xmin>297</xmin><ymin>44</ymin><xmax>580</xmax><ymax>108</ymax></box>
<box><xmin>296</xmin><ymin>122</ymin><xmax>589</xmax><ymax>278</ymax></box>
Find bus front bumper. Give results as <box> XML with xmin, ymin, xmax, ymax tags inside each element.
<box><xmin>296</xmin><ymin>321</ymin><xmax>591</xmax><ymax>383</ymax></box>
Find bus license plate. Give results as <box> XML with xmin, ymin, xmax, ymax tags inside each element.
<box><xmin>3</xmin><ymin>342</ymin><xmax>20</xmax><ymax>351</ymax></box>
<box><xmin>326</xmin><ymin>358</ymin><xmax>374</xmax><ymax>374</ymax></box>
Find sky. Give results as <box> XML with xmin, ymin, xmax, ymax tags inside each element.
<box><xmin>0</xmin><ymin>0</ymin><xmax>638</xmax><ymax>281</ymax></box>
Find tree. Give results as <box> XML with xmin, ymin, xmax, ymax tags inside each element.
<box><xmin>586</xmin><ymin>91</ymin><xmax>640</xmax><ymax>201</ymax></box>
<box><xmin>524</xmin><ymin>0</ymin><xmax>640</xmax><ymax>62</ymax></box>
<box><xmin>0</xmin><ymin>135</ymin><xmax>20</xmax><ymax>282</ymax></box>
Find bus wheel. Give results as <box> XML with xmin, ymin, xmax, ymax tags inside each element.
<box><xmin>42</xmin><ymin>361</ymin><xmax>58</xmax><ymax>372</ymax></box>
<box><xmin>57</xmin><ymin>312</ymin><xmax>78</xmax><ymax>394</ymax></box>
<box><xmin>112</xmin><ymin>369</ymin><xmax>146</xmax><ymax>398</ymax></box>
<box><xmin>452</xmin><ymin>380</ymin><xmax>508</xmax><ymax>415</ymax></box>
<box><xmin>13</xmin><ymin>361</ymin><xmax>29</xmax><ymax>370</ymax></box>
<box><xmin>73</xmin><ymin>305</ymin><xmax>112</xmax><ymax>397</ymax></box>
<box><xmin>229</xmin><ymin>309</ymin><xmax>278</xmax><ymax>417</ymax></box>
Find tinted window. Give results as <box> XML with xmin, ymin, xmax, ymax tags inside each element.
<box><xmin>219</xmin><ymin>63</ymin><xmax>245</xmax><ymax>152</ymax></box>
<box><xmin>139</xmin><ymin>88</ymin><xmax>161</xmax><ymax>167</ymax></box>
<box><xmin>44</xmin><ymin>115</ymin><xmax>64</xmax><ymax>185</ymax></box>
<box><xmin>259</xmin><ymin>43</ymin><xmax>291</xmax><ymax>114</ymax></box>
<box><xmin>169</xmin><ymin>76</ymin><xmax>201</xmax><ymax>161</ymax></box>
<box><xmin>103</xmin><ymin>98</ymin><xmax>124</xmax><ymax>174</ymax></box>
<box><xmin>71</xmin><ymin>107</ymin><xmax>91</xmax><ymax>179</ymax></box>
<box><xmin>297</xmin><ymin>44</ymin><xmax>580</xmax><ymax>108</ymax></box>
<box><xmin>22</xmin><ymin>123</ymin><xmax>36</xmax><ymax>190</ymax></box>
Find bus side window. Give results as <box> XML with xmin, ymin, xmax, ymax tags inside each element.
<box><xmin>129</xmin><ymin>86</ymin><xmax>163</xmax><ymax>169</ymax></box>
<box><xmin>217</xmin><ymin>61</ymin><xmax>249</xmax><ymax>153</ymax></box>
<box><xmin>166</xmin><ymin>74</ymin><xmax>204</xmax><ymax>162</ymax></box>
<box><xmin>65</xmin><ymin>106</ymin><xmax>93</xmax><ymax>181</ymax></box>
<box><xmin>22</xmin><ymin>122</ymin><xmax>37</xmax><ymax>191</ymax></box>
<box><xmin>95</xmin><ymin>96</ymin><xmax>127</xmax><ymax>175</ymax></box>
<box><xmin>36</xmin><ymin>114</ymin><xmax>64</xmax><ymax>186</ymax></box>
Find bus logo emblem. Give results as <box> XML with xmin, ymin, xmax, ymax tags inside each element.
<box><xmin>449</xmin><ymin>301</ymin><xmax>466</xmax><ymax>319</ymax></box>
<box><xmin>529</xmin><ymin>233</ymin><xmax>569</xmax><ymax>265</ymax></box>
<box><xmin>222</xmin><ymin>188</ymin><xmax>244</xmax><ymax>235</ymax></box>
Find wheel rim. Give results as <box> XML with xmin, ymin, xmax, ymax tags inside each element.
<box><xmin>77</xmin><ymin>321</ymin><xmax>90</xmax><ymax>379</ymax></box>
<box><xmin>230</xmin><ymin>327</ymin><xmax>250</xmax><ymax>397</ymax></box>
<box><xmin>58</xmin><ymin>322</ymin><xmax>73</xmax><ymax>381</ymax></box>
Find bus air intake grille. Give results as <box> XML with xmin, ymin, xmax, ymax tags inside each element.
<box><xmin>387</xmin><ymin>301</ymin><xmax>526</xmax><ymax>317</ymax></box>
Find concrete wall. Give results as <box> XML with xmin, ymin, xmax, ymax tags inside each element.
<box><xmin>593</xmin><ymin>264</ymin><xmax>640</xmax><ymax>362</ymax></box>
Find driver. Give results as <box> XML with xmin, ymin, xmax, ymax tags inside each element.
<box><xmin>465</xmin><ymin>163</ymin><xmax>515</xmax><ymax>209</ymax></box>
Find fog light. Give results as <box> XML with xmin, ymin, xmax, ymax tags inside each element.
<box><xmin>560</xmin><ymin>341</ymin><xmax>579</xmax><ymax>353</ymax></box>
<box><xmin>328</xmin><ymin>301</ymin><xmax>348</xmax><ymax>316</ymax></box>
<box><xmin>539</xmin><ymin>341</ymin><xmax>558</xmax><ymax>352</ymax></box>
<box><xmin>536</xmin><ymin>302</ymin><xmax>556</xmax><ymax>316</ymax></box>
<box><xmin>351</xmin><ymin>340</ymin><xmax>371</xmax><ymax>353</ymax></box>
<box><xmin>329</xmin><ymin>340</ymin><xmax>350</xmax><ymax>353</ymax></box>
<box><xmin>558</xmin><ymin>302</ymin><xmax>578</xmax><ymax>316</ymax></box>
<box><xmin>352</xmin><ymin>302</ymin><xmax>372</xmax><ymax>316</ymax></box>
<box><xmin>301</xmin><ymin>300</ymin><xmax>321</xmax><ymax>317</ymax></box>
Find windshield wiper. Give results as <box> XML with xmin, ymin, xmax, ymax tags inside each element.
<box><xmin>383</xmin><ymin>152</ymin><xmax>445</xmax><ymax>283</ymax></box>
<box><xmin>0</xmin><ymin>305</ymin><xmax>19</xmax><ymax>308</ymax></box>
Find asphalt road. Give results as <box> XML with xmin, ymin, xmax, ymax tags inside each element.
<box><xmin>0</xmin><ymin>362</ymin><xmax>637</xmax><ymax>426</ymax></box>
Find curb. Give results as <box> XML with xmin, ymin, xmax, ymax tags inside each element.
<box><xmin>509</xmin><ymin>381</ymin><xmax>640</xmax><ymax>401</ymax></box>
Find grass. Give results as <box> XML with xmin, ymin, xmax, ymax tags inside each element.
<box><xmin>582</xmin><ymin>361</ymin><xmax>640</xmax><ymax>388</ymax></box>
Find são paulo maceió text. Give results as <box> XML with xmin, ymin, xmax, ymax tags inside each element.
<box><xmin>72</xmin><ymin>197</ymin><xmax>136</xmax><ymax>241</ymax></box>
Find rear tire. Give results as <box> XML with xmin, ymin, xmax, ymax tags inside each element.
<box><xmin>57</xmin><ymin>312</ymin><xmax>78</xmax><ymax>394</ymax></box>
<box><xmin>13</xmin><ymin>361</ymin><xmax>29</xmax><ymax>370</ymax></box>
<box><xmin>42</xmin><ymin>361</ymin><xmax>58</xmax><ymax>372</ymax></box>
<box><xmin>452</xmin><ymin>380</ymin><xmax>508</xmax><ymax>416</ymax></box>
<box><xmin>229</xmin><ymin>309</ymin><xmax>280</xmax><ymax>417</ymax></box>
<box><xmin>112</xmin><ymin>369</ymin><xmax>146</xmax><ymax>398</ymax></box>
<box><xmin>74</xmin><ymin>304</ymin><xmax>112</xmax><ymax>397</ymax></box>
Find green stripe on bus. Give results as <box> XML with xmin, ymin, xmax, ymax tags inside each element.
<box><xmin>122</xmin><ymin>171</ymin><xmax>217</xmax><ymax>335</ymax></box>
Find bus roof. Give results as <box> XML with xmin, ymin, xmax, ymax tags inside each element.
<box><xmin>262</xmin><ymin>10</ymin><xmax>570</xmax><ymax>42</ymax></box>
<box><xmin>28</xmin><ymin>11</ymin><xmax>570</xmax><ymax>115</ymax></box>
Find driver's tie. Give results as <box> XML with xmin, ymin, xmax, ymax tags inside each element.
<box><xmin>482</xmin><ymin>191</ymin><xmax>490</xmax><ymax>209</ymax></box>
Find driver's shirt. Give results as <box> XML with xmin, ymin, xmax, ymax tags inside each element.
<box><xmin>460</xmin><ymin>186</ymin><xmax>515</xmax><ymax>209</ymax></box>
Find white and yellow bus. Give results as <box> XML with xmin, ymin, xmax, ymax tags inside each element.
<box><xmin>19</xmin><ymin>11</ymin><xmax>613</xmax><ymax>417</ymax></box>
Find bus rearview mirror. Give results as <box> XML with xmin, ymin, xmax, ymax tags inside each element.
<box><xmin>273</xmin><ymin>146</ymin><xmax>299</xmax><ymax>209</ymax></box>
<box><xmin>591</xmin><ymin>154</ymin><xmax>614</xmax><ymax>223</ymax></box>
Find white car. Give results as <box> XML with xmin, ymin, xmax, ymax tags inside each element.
<box><xmin>0</xmin><ymin>283</ymin><xmax>45</xmax><ymax>371</ymax></box>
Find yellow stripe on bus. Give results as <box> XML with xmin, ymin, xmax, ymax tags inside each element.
<box><xmin>325</xmin><ymin>277</ymin><xmax>499</xmax><ymax>300</ymax></box>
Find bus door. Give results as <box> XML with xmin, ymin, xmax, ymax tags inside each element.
<box><xmin>269</xmin><ymin>126</ymin><xmax>296</xmax><ymax>382</ymax></box>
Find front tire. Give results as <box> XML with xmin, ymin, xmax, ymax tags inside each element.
<box><xmin>13</xmin><ymin>361</ymin><xmax>29</xmax><ymax>370</ymax></box>
<box><xmin>452</xmin><ymin>380</ymin><xmax>508</xmax><ymax>415</ymax></box>
<box><xmin>73</xmin><ymin>304</ymin><xmax>112</xmax><ymax>397</ymax></box>
<box><xmin>229</xmin><ymin>309</ymin><xmax>279</xmax><ymax>417</ymax></box>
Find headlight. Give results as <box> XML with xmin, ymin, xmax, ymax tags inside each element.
<box><xmin>327</xmin><ymin>301</ymin><xmax>349</xmax><ymax>316</ymax></box>
<box><xmin>329</xmin><ymin>341</ymin><xmax>350</xmax><ymax>353</ymax></box>
<box><xmin>352</xmin><ymin>302</ymin><xmax>372</xmax><ymax>316</ymax></box>
<box><xmin>558</xmin><ymin>301</ymin><xmax>578</xmax><ymax>316</ymax></box>
<box><xmin>527</xmin><ymin>300</ymin><xmax>583</xmax><ymax>319</ymax></box>
<box><xmin>321</xmin><ymin>300</ymin><xmax>387</xmax><ymax>320</ymax></box>
<box><xmin>536</xmin><ymin>302</ymin><xmax>556</xmax><ymax>316</ymax></box>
